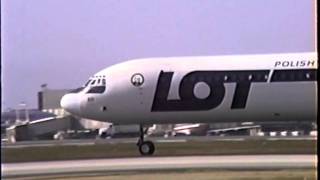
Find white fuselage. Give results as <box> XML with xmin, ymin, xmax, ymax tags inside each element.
<box><xmin>61</xmin><ymin>52</ymin><xmax>317</xmax><ymax>125</ymax></box>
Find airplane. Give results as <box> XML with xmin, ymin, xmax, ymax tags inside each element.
<box><xmin>60</xmin><ymin>52</ymin><xmax>317</xmax><ymax>155</ymax></box>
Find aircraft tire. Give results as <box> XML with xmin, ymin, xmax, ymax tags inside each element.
<box><xmin>139</xmin><ymin>141</ymin><xmax>155</xmax><ymax>155</ymax></box>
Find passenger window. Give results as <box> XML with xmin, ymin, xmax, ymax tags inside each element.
<box><xmin>205</xmin><ymin>76</ymin><xmax>211</xmax><ymax>82</ymax></box>
<box><xmin>238</xmin><ymin>73</ymin><xmax>245</xmax><ymax>81</ymax></box>
<box><xmin>280</xmin><ymin>72</ymin><xmax>286</xmax><ymax>80</ymax></box>
<box><xmin>306</xmin><ymin>73</ymin><xmax>310</xmax><ymax>79</ymax></box>
<box><xmin>224</xmin><ymin>75</ymin><xmax>228</xmax><ymax>81</ymax></box>
<box><xmin>289</xmin><ymin>73</ymin><xmax>295</xmax><ymax>81</ymax></box>
<box><xmin>213</xmin><ymin>75</ymin><xmax>220</xmax><ymax>82</ymax></box>
<box><xmin>230</xmin><ymin>74</ymin><xmax>237</xmax><ymax>81</ymax></box>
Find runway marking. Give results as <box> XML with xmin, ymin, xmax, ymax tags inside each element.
<box><xmin>2</xmin><ymin>155</ymin><xmax>317</xmax><ymax>178</ymax></box>
<box><xmin>156</xmin><ymin>139</ymin><xmax>187</xmax><ymax>143</ymax></box>
<box><xmin>214</xmin><ymin>138</ymin><xmax>245</xmax><ymax>141</ymax></box>
<box><xmin>267</xmin><ymin>137</ymin><xmax>317</xmax><ymax>141</ymax></box>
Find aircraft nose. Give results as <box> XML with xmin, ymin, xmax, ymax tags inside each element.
<box><xmin>60</xmin><ymin>94</ymin><xmax>81</xmax><ymax>115</ymax></box>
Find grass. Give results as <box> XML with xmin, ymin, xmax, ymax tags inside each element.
<box><xmin>2</xmin><ymin>139</ymin><xmax>317</xmax><ymax>163</ymax></box>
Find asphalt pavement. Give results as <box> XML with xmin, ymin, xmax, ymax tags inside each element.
<box><xmin>2</xmin><ymin>154</ymin><xmax>317</xmax><ymax>178</ymax></box>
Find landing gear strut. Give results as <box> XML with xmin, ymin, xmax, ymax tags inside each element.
<box><xmin>137</xmin><ymin>125</ymin><xmax>155</xmax><ymax>155</ymax></box>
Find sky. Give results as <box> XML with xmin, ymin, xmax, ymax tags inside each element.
<box><xmin>1</xmin><ymin>0</ymin><xmax>316</xmax><ymax>110</ymax></box>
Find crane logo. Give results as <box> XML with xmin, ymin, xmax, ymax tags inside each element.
<box><xmin>131</xmin><ymin>73</ymin><xmax>144</xmax><ymax>87</ymax></box>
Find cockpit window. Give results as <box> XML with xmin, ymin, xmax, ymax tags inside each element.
<box><xmin>85</xmin><ymin>76</ymin><xmax>106</xmax><ymax>94</ymax></box>
<box><xmin>87</xmin><ymin>86</ymin><xmax>106</xmax><ymax>93</ymax></box>
<box><xmin>84</xmin><ymin>79</ymin><xmax>92</xmax><ymax>87</ymax></box>
<box><xmin>69</xmin><ymin>87</ymin><xmax>85</xmax><ymax>93</ymax></box>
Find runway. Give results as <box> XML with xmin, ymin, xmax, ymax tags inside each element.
<box><xmin>2</xmin><ymin>155</ymin><xmax>317</xmax><ymax>178</ymax></box>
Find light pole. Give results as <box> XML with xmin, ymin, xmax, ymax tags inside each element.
<box><xmin>19</xmin><ymin>102</ymin><xmax>30</xmax><ymax>123</ymax></box>
<box><xmin>15</xmin><ymin>108</ymin><xmax>20</xmax><ymax>124</ymax></box>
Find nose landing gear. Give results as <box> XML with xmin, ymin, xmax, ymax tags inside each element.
<box><xmin>137</xmin><ymin>125</ymin><xmax>155</xmax><ymax>155</ymax></box>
